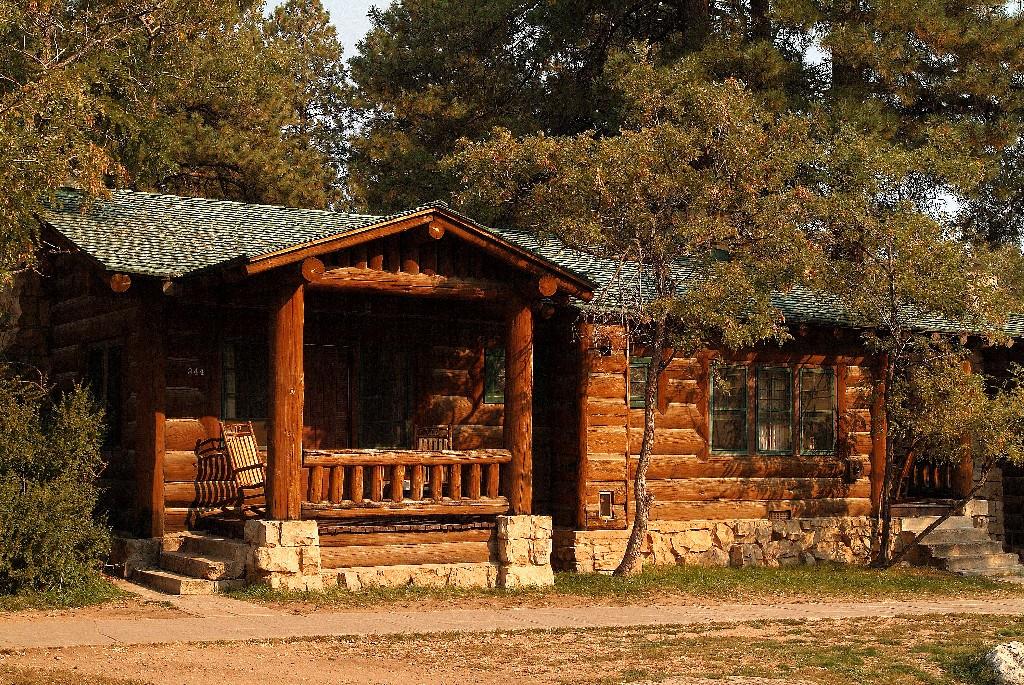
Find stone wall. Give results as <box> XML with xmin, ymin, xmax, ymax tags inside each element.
<box><xmin>553</xmin><ymin>517</ymin><xmax>878</xmax><ymax>573</ymax></box>
<box><xmin>496</xmin><ymin>514</ymin><xmax>555</xmax><ymax>588</ymax></box>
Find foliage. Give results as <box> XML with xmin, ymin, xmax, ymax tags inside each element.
<box><xmin>348</xmin><ymin>0</ymin><xmax>1024</xmax><ymax>228</ymax></box>
<box><xmin>449</xmin><ymin>50</ymin><xmax>820</xmax><ymax>574</ymax></box>
<box><xmin>0</xmin><ymin>371</ymin><xmax>109</xmax><ymax>594</ymax></box>
<box><xmin>0</xmin><ymin>0</ymin><xmax>349</xmax><ymax>280</ymax></box>
<box><xmin>347</xmin><ymin>0</ymin><xmax>811</xmax><ymax>212</ymax></box>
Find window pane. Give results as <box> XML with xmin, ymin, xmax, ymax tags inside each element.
<box><xmin>629</xmin><ymin>357</ymin><xmax>651</xmax><ymax>408</ymax></box>
<box><xmin>757</xmin><ymin>367</ymin><xmax>792</xmax><ymax>453</ymax></box>
<box><xmin>801</xmin><ymin>369</ymin><xmax>835</xmax><ymax>453</ymax></box>
<box><xmin>712</xmin><ymin>366</ymin><xmax>747</xmax><ymax>452</ymax></box>
<box><xmin>222</xmin><ymin>339</ymin><xmax>268</xmax><ymax>420</ymax></box>
<box><xmin>484</xmin><ymin>347</ymin><xmax>505</xmax><ymax>404</ymax></box>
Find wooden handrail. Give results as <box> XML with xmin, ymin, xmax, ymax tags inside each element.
<box><xmin>302</xmin><ymin>448</ymin><xmax>512</xmax><ymax>467</ymax></box>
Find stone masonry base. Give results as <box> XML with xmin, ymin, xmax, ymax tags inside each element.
<box><xmin>554</xmin><ymin>517</ymin><xmax>878</xmax><ymax>573</ymax></box>
<box><xmin>246</xmin><ymin>514</ymin><xmax>556</xmax><ymax>592</ymax></box>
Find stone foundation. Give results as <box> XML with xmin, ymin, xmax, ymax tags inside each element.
<box><xmin>554</xmin><ymin>517</ymin><xmax>878</xmax><ymax>573</ymax></box>
<box><xmin>325</xmin><ymin>562</ymin><xmax>500</xmax><ymax>590</ymax></box>
<box><xmin>244</xmin><ymin>520</ymin><xmax>324</xmax><ymax>591</ymax></box>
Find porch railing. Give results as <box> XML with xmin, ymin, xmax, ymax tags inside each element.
<box><xmin>901</xmin><ymin>458</ymin><xmax>958</xmax><ymax>500</ymax></box>
<box><xmin>300</xmin><ymin>448</ymin><xmax>512</xmax><ymax>519</ymax></box>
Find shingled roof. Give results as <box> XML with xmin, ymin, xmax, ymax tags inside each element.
<box><xmin>40</xmin><ymin>188</ymin><xmax>1024</xmax><ymax>336</ymax></box>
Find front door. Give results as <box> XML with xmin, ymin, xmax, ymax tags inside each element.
<box><xmin>303</xmin><ymin>343</ymin><xmax>353</xmax><ymax>449</ymax></box>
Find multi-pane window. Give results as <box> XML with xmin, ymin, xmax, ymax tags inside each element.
<box><xmin>710</xmin><ymin>363</ymin><xmax>837</xmax><ymax>456</ymax></box>
<box><xmin>628</xmin><ymin>356</ymin><xmax>652</xmax><ymax>408</ymax></box>
<box><xmin>222</xmin><ymin>338</ymin><xmax>268</xmax><ymax>420</ymax></box>
<box><xmin>800</xmin><ymin>368</ymin><xmax>836</xmax><ymax>454</ymax></box>
<box><xmin>756</xmin><ymin>367</ymin><xmax>792</xmax><ymax>453</ymax></box>
<box><xmin>711</xmin><ymin>365</ymin><xmax>748</xmax><ymax>452</ymax></box>
<box><xmin>484</xmin><ymin>346</ymin><xmax>505</xmax><ymax>404</ymax></box>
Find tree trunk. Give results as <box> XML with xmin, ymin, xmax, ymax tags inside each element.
<box><xmin>614</xmin><ymin>316</ymin><xmax>667</xmax><ymax>576</ymax></box>
<box><xmin>872</xmin><ymin>357</ymin><xmax>897</xmax><ymax>567</ymax></box>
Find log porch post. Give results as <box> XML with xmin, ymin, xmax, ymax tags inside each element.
<box><xmin>133</xmin><ymin>294</ymin><xmax>166</xmax><ymax>538</ymax></box>
<box><xmin>504</xmin><ymin>299</ymin><xmax>534</xmax><ymax>514</ymax></box>
<box><xmin>268</xmin><ymin>278</ymin><xmax>305</xmax><ymax>520</ymax></box>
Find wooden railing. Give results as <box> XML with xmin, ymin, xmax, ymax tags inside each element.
<box><xmin>300</xmin><ymin>448</ymin><xmax>512</xmax><ymax>519</ymax></box>
<box><xmin>901</xmin><ymin>459</ymin><xmax>958</xmax><ymax>500</ymax></box>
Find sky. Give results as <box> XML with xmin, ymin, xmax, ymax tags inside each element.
<box><xmin>320</xmin><ymin>0</ymin><xmax>381</xmax><ymax>57</ymax></box>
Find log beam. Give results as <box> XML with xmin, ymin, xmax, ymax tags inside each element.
<box><xmin>308</xmin><ymin>266</ymin><xmax>512</xmax><ymax>300</ymax></box>
<box><xmin>108</xmin><ymin>273</ymin><xmax>131</xmax><ymax>293</ymax></box>
<box><xmin>504</xmin><ymin>299</ymin><xmax>534</xmax><ymax>514</ymax></box>
<box><xmin>268</xmin><ymin>278</ymin><xmax>305</xmax><ymax>520</ymax></box>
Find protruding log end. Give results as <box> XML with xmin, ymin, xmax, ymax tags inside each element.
<box><xmin>301</xmin><ymin>257</ymin><xmax>326</xmax><ymax>282</ymax></box>
<box><xmin>108</xmin><ymin>273</ymin><xmax>131</xmax><ymax>293</ymax></box>
<box><xmin>538</xmin><ymin>275</ymin><xmax>558</xmax><ymax>298</ymax></box>
<box><xmin>427</xmin><ymin>219</ymin><xmax>445</xmax><ymax>240</ymax></box>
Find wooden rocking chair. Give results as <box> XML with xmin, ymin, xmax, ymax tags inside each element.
<box><xmin>219</xmin><ymin>421</ymin><xmax>266</xmax><ymax>514</ymax></box>
<box><xmin>416</xmin><ymin>424</ymin><xmax>453</xmax><ymax>451</ymax></box>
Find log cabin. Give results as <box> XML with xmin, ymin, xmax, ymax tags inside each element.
<box><xmin>8</xmin><ymin>188</ymin><xmax>1021</xmax><ymax>591</ymax></box>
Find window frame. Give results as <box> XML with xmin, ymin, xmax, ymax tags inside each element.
<box><xmin>710</xmin><ymin>364</ymin><xmax>749</xmax><ymax>454</ymax></box>
<box><xmin>628</xmin><ymin>356</ymin><xmax>653</xmax><ymax>409</ymax></box>
<box><xmin>755</xmin><ymin>365</ymin><xmax>794</xmax><ymax>456</ymax></box>
<box><xmin>799</xmin><ymin>366</ymin><xmax>837</xmax><ymax>456</ymax></box>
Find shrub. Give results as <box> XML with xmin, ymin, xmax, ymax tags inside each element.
<box><xmin>0</xmin><ymin>370</ymin><xmax>109</xmax><ymax>593</ymax></box>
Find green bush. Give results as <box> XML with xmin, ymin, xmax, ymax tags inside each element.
<box><xmin>0</xmin><ymin>370</ymin><xmax>110</xmax><ymax>593</ymax></box>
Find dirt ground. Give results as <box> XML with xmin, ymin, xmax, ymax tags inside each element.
<box><xmin>0</xmin><ymin>614</ymin><xmax>1011</xmax><ymax>685</ymax></box>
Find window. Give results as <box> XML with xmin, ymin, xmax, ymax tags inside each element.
<box><xmin>599</xmin><ymin>491</ymin><xmax>614</xmax><ymax>519</ymax></box>
<box><xmin>756</xmin><ymin>367</ymin><xmax>792</xmax><ymax>453</ymax></box>
<box><xmin>801</xmin><ymin>368</ymin><xmax>836</xmax><ymax>454</ymax></box>
<box><xmin>484</xmin><ymin>346</ymin><xmax>505</xmax><ymax>404</ymax></box>
<box><xmin>86</xmin><ymin>344</ymin><xmax>123</xmax><ymax>448</ymax></box>
<box><xmin>358</xmin><ymin>338</ymin><xmax>413</xmax><ymax>448</ymax></box>
<box><xmin>629</xmin><ymin>356</ymin><xmax>652</xmax><ymax>408</ymax></box>
<box><xmin>222</xmin><ymin>338</ymin><xmax>268</xmax><ymax>420</ymax></box>
<box><xmin>711</xmin><ymin>365</ymin><xmax>748</xmax><ymax>452</ymax></box>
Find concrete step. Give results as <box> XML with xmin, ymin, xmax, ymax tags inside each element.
<box><xmin>176</xmin><ymin>533</ymin><xmax>249</xmax><ymax>562</ymax></box>
<box><xmin>133</xmin><ymin>568</ymin><xmax>245</xmax><ymax>595</ymax></box>
<box><xmin>159</xmin><ymin>550</ymin><xmax>245</xmax><ymax>580</ymax></box>
<box><xmin>936</xmin><ymin>553</ymin><xmax>1024</xmax><ymax>575</ymax></box>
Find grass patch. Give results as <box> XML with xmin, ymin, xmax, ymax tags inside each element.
<box><xmin>0</xmin><ymin>574</ymin><xmax>127</xmax><ymax>612</ymax></box>
<box><xmin>229</xmin><ymin>563</ymin><xmax>1023</xmax><ymax>609</ymax></box>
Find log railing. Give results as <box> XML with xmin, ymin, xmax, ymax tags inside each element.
<box><xmin>300</xmin><ymin>448</ymin><xmax>512</xmax><ymax>519</ymax></box>
<box><xmin>901</xmin><ymin>458</ymin><xmax>958</xmax><ymax>500</ymax></box>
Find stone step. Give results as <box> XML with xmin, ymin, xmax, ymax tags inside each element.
<box><xmin>899</xmin><ymin>515</ymin><xmax>975</xmax><ymax>534</ymax></box>
<box><xmin>159</xmin><ymin>550</ymin><xmax>245</xmax><ymax>580</ymax></box>
<box><xmin>905</xmin><ymin>527</ymin><xmax>993</xmax><ymax>546</ymax></box>
<box><xmin>133</xmin><ymin>568</ymin><xmax>245</xmax><ymax>595</ymax></box>
<box><xmin>936</xmin><ymin>553</ymin><xmax>1023</xmax><ymax>575</ymax></box>
<box><xmin>917</xmin><ymin>541</ymin><xmax>1006</xmax><ymax>559</ymax></box>
<box><xmin>176</xmin><ymin>532</ymin><xmax>249</xmax><ymax>562</ymax></box>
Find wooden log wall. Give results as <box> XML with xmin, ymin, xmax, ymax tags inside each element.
<box><xmin>577</xmin><ymin>324</ymin><xmax>878</xmax><ymax>530</ymax></box>
<box><xmin>42</xmin><ymin>254</ymin><xmax>142</xmax><ymax>532</ymax></box>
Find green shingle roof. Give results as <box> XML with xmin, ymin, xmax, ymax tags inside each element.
<box><xmin>41</xmin><ymin>189</ymin><xmax>1024</xmax><ymax>337</ymax></box>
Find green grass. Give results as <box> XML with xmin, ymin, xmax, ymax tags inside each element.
<box><xmin>229</xmin><ymin>563</ymin><xmax>1024</xmax><ymax>609</ymax></box>
<box><xmin>0</xmin><ymin>574</ymin><xmax>128</xmax><ymax>612</ymax></box>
